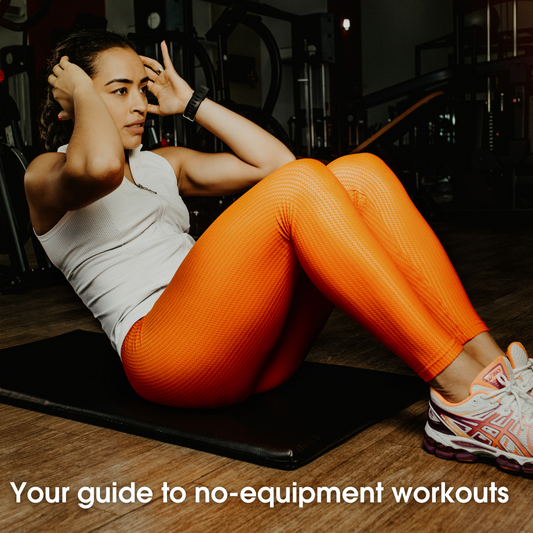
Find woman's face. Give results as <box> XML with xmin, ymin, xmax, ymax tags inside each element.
<box><xmin>90</xmin><ymin>47</ymin><xmax>149</xmax><ymax>150</ymax></box>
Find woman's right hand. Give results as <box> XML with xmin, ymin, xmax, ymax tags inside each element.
<box><xmin>48</xmin><ymin>56</ymin><xmax>94</xmax><ymax>120</ymax></box>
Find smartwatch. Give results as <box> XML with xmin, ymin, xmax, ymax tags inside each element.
<box><xmin>183</xmin><ymin>85</ymin><xmax>209</xmax><ymax>122</ymax></box>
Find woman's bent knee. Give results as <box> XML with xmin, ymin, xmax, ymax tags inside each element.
<box><xmin>327</xmin><ymin>153</ymin><xmax>408</xmax><ymax>199</ymax></box>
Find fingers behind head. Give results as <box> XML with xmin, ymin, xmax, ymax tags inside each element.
<box><xmin>51</xmin><ymin>63</ymin><xmax>63</xmax><ymax>78</ymax></box>
<box><xmin>58</xmin><ymin>55</ymin><xmax>70</xmax><ymax>69</ymax></box>
<box><xmin>57</xmin><ymin>110</ymin><xmax>72</xmax><ymax>121</ymax></box>
<box><xmin>49</xmin><ymin>57</ymin><xmax>69</xmax><ymax>86</ymax></box>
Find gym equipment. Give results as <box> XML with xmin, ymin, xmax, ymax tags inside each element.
<box><xmin>291</xmin><ymin>12</ymin><xmax>340</xmax><ymax>159</ymax></box>
<box><xmin>354</xmin><ymin>0</ymin><xmax>533</xmax><ymax>217</ymax></box>
<box><xmin>351</xmin><ymin>92</ymin><xmax>446</xmax><ymax>155</ymax></box>
<box><xmin>0</xmin><ymin>76</ymin><xmax>62</xmax><ymax>291</ymax></box>
<box><xmin>0</xmin><ymin>330</ymin><xmax>428</xmax><ymax>469</ymax></box>
<box><xmin>0</xmin><ymin>0</ymin><xmax>53</xmax><ymax>154</ymax></box>
<box><xmin>0</xmin><ymin>0</ymin><xmax>62</xmax><ymax>290</ymax></box>
<box><xmin>0</xmin><ymin>0</ymin><xmax>51</xmax><ymax>32</ymax></box>
<box><xmin>204</xmin><ymin>5</ymin><xmax>282</xmax><ymax>117</ymax></box>
<box><xmin>131</xmin><ymin>4</ymin><xmax>290</xmax><ymax>152</ymax></box>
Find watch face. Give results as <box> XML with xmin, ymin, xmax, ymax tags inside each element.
<box><xmin>147</xmin><ymin>12</ymin><xmax>161</xmax><ymax>30</ymax></box>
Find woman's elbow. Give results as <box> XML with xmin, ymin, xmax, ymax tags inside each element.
<box><xmin>72</xmin><ymin>155</ymin><xmax>124</xmax><ymax>187</ymax></box>
<box><xmin>92</xmin><ymin>156</ymin><xmax>123</xmax><ymax>180</ymax></box>
<box><xmin>279</xmin><ymin>151</ymin><xmax>297</xmax><ymax>166</ymax></box>
<box><xmin>265</xmin><ymin>149</ymin><xmax>296</xmax><ymax>175</ymax></box>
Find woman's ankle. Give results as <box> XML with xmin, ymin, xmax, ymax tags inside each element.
<box><xmin>428</xmin><ymin>349</ymin><xmax>486</xmax><ymax>404</ymax></box>
<box><xmin>463</xmin><ymin>332</ymin><xmax>504</xmax><ymax>367</ymax></box>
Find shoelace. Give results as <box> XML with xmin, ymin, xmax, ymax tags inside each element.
<box><xmin>486</xmin><ymin>374</ymin><xmax>533</xmax><ymax>430</ymax></box>
<box><xmin>513</xmin><ymin>359</ymin><xmax>533</xmax><ymax>394</ymax></box>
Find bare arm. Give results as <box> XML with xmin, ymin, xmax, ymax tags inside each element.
<box><xmin>25</xmin><ymin>57</ymin><xmax>124</xmax><ymax>232</ymax></box>
<box><xmin>141</xmin><ymin>43</ymin><xmax>295</xmax><ymax>197</ymax></box>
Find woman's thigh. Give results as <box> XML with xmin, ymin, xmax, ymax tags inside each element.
<box><xmin>122</xmin><ymin>156</ymin><xmax>470</xmax><ymax>407</ymax></box>
<box><xmin>122</xmin><ymin>162</ymin><xmax>328</xmax><ymax>407</ymax></box>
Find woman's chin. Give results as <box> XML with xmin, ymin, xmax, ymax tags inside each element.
<box><xmin>123</xmin><ymin>137</ymin><xmax>143</xmax><ymax>151</ymax></box>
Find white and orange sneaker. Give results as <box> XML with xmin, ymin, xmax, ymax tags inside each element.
<box><xmin>423</xmin><ymin>355</ymin><xmax>533</xmax><ymax>474</ymax></box>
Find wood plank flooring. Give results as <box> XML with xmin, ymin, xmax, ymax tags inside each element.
<box><xmin>2</xmin><ymin>220</ymin><xmax>533</xmax><ymax>532</ymax></box>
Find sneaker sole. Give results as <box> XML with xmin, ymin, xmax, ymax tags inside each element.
<box><xmin>423</xmin><ymin>426</ymin><xmax>533</xmax><ymax>475</ymax></box>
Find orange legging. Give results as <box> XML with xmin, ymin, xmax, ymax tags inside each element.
<box><xmin>121</xmin><ymin>154</ymin><xmax>487</xmax><ymax>408</ymax></box>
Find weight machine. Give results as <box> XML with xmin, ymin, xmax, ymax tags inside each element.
<box><xmin>0</xmin><ymin>0</ymin><xmax>62</xmax><ymax>291</ymax></box>
<box><xmin>352</xmin><ymin>0</ymin><xmax>533</xmax><ymax>218</ymax></box>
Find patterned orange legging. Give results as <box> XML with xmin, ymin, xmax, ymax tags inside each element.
<box><xmin>121</xmin><ymin>154</ymin><xmax>487</xmax><ymax>408</ymax></box>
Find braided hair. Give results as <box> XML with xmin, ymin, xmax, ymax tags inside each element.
<box><xmin>40</xmin><ymin>29</ymin><xmax>135</xmax><ymax>152</ymax></box>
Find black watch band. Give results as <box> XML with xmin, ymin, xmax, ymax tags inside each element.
<box><xmin>183</xmin><ymin>85</ymin><xmax>209</xmax><ymax>122</ymax></box>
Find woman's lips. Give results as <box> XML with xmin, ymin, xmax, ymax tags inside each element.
<box><xmin>126</xmin><ymin>122</ymin><xmax>145</xmax><ymax>133</ymax></box>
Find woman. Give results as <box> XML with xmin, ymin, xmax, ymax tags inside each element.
<box><xmin>25</xmin><ymin>29</ymin><xmax>533</xmax><ymax>473</ymax></box>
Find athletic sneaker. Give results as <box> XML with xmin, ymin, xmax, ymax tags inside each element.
<box><xmin>506</xmin><ymin>342</ymin><xmax>533</xmax><ymax>397</ymax></box>
<box><xmin>423</xmin><ymin>355</ymin><xmax>533</xmax><ymax>473</ymax></box>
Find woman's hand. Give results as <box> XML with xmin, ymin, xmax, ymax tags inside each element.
<box><xmin>141</xmin><ymin>42</ymin><xmax>294</xmax><ymax>196</ymax></box>
<box><xmin>140</xmin><ymin>42</ymin><xmax>194</xmax><ymax>116</ymax></box>
<box><xmin>48</xmin><ymin>56</ymin><xmax>94</xmax><ymax>120</ymax></box>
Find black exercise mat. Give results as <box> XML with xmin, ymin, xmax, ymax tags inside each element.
<box><xmin>0</xmin><ymin>330</ymin><xmax>428</xmax><ymax>470</ymax></box>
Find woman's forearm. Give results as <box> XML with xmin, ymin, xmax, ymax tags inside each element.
<box><xmin>143</xmin><ymin>44</ymin><xmax>295</xmax><ymax>192</ymax></box>
<box><xmin>194</xmin><ymin>98</ymin><xmax>295</xmax><ymax>173</ymax></box>
<box><xmin>65</xmin><ymin>85</ymin><xmax>124</xmax><ymax>182</ymax></box>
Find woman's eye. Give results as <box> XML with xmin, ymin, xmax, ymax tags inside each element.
<box><xmin>140</xmin><ymin>86</ymin><xmax>148</xmax><ymax>95</ymax></box>
<box><xmin>114</xmin><ymin>88</ymin><xmax>127</xmax><ymax>96</ymax></box>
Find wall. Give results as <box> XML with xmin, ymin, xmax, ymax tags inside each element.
<box><xmin>105</xmin><ymin>0</ymin><xmax>135</xmax><ymax>34</ymax></box>
<box><xmin>360</xmin><ymin>0</ymin><xmax>453</xmax><ymax>127</ymax></box>
<box><xmin>361</xmin><ymin>0</ymin><xmax>453</xmax><ymax>95</ymax></box>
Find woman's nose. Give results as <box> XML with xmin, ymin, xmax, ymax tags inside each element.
<box><xmin>131</xmin><ymin>91</ymin><xmax>148</xmax><ymax>113</ymax></box>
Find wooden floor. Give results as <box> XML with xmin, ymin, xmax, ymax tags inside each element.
<box><xmin>2</xmin><ymin>220</ymin><xmax>533</xmax><ymax>532</ymax></box>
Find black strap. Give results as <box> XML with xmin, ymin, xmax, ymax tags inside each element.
<box><xmin>183</xmin><ymin>85</ymin><xmax>209</xmax><ymax>122</ymax></box>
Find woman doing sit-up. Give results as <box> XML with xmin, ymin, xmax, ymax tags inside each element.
<box><xmin>24</xmin><ymin>29</ymin><xmax>533</xmax><ymax>474</ymax></box>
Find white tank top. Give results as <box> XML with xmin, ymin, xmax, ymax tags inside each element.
<box><xmin>36</xmin><ymin>145</ymin><xmax>195</xmax><ymax>355</ymax></box>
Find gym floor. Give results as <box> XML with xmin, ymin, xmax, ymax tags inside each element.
<box><xmin>1</xmin><ymin>220</ymin><xmax>533</xmax><ymax>532</ymax></box>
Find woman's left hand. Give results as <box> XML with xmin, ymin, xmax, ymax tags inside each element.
<box><xmin>139</xmin><ymin>41</ymin><xmax>194</xmax><ymax>116</ymax></box>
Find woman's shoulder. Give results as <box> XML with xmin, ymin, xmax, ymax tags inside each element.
<box><xmin>24</xmin><ymin>152</ymin><xmax>68</xmax><ymax>236</ymax></box>
<box><xmin>149</xmin><ymin>146</ymin><xmax>193</xmax><ymax>175</ymax></box>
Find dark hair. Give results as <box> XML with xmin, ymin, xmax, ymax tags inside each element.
<box><xmin>40</xmin><ymin>29</ymin><xmax>136</xmax><ymax>152</ymax></box>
